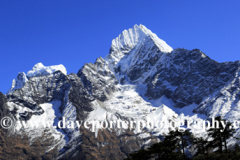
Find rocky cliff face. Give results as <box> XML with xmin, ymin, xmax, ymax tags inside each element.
<box><xmin>1</xmin><ymin>24</ymin><xmax>240</xmax><ymax>159</ymax></box>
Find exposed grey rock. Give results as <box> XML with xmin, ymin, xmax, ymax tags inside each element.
<box><xmin>77</xmin><ymin>57</ymin><xmax>118</xmax><ymax>102</ymax></box>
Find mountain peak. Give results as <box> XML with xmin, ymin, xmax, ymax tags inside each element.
<box><xmin>26</xmin><ymin>62</ymin><xmax>67</xmax><ymax>78</ymax></box>
<box><xmin>112</xmin><ymin>24</ymin><xmax>172</xmax><ymax>52</ymax></box>
<box><xmin>7</xmin><ymin>72</ymin><xmax>28</xmax><ymax>94</ymax></box>
<box><xmin>105</xmin><ymin>24</ymin><xmax>173</xmax><ymax>71</ymax></box>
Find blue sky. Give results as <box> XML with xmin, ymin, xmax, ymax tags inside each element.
<box><xmin>0</xmin><ymin>0</ymin><xmax>240</xmax><ymax>94</ymax></box>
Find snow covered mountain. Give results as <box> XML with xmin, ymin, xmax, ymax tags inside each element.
<box><xmin>1</xmin><ymin>24</ymin><xmax>240</xmax><ymax>160</ymax></box>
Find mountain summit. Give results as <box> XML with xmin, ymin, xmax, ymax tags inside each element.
<box><xmin>106</xmin><ymin>24</ymin><xmax>173</xmax><ymax>71</ymax></box>
<box><xmin>1</xmin><ymin>24</ymin><xmax>240</xmax><ymax>160</ymax></box>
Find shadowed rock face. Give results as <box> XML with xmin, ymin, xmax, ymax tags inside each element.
<box><xmin>77</xmin><ymin>57</ymin><xmax>118</xmax><ymax>102</ymax></box>
<box><xmin>145</xmin><ymin>49</ymin><xmax>240</xmax><ymax>108</ymax></box>
<box><xmin>0</xmin><ymin>92</ymin><xmax>8</xmax><ymax>118</ymax></box>
<box><xmin>67</xmin><ymin>73</ymin><xmax>94</xmax><ymax>121</ymax></box>
<box><xmin>7</xmin><ymin>71</ymin><xmax>71</xmax><ymax>110</ymax></box>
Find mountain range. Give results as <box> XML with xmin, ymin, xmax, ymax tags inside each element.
<box><xmin>1</xmin><ymin>24</ymin><xmax>240</xmax><ymax>160</ymax></box>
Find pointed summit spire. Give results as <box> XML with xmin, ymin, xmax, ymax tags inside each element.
<box><xmin>105</xmin><ymin>24</ymin><xmax>173</xmax><ymax>71</ymax></box>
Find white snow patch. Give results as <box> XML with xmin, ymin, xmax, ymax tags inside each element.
<box><xmin>27</xmin><ymin>62</ymin><xmax>67</xmax><ymax>77</ymax></box>
<box><xmin>10</xmin><ymin>101</ymin><xmax>66</xmax><ymax>152</ymax></box>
